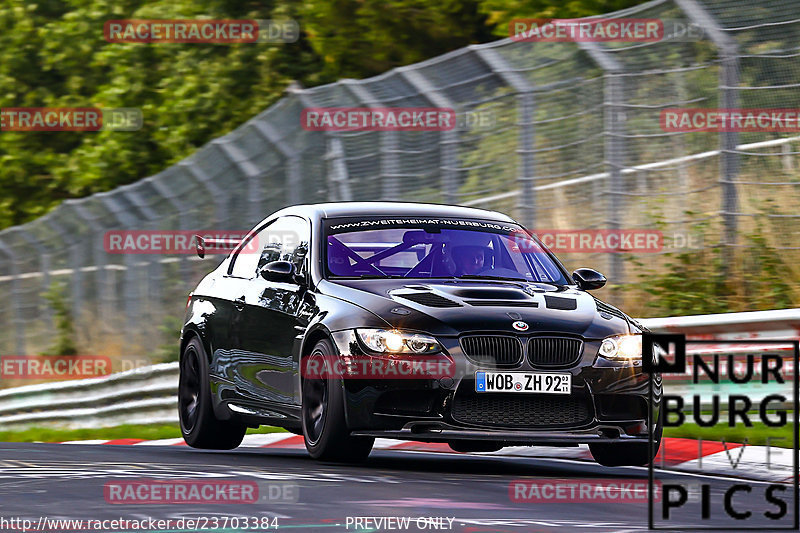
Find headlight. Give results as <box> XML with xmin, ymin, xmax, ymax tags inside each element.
<box><xmin>598</xmin><ymin>334</ymin><xmax>642</xmax><ymax>360</ymax></box>
<box><xmin>356</xmin><ymin>329</ymin><xmax>441</xmax><ymax>354</ymax></box>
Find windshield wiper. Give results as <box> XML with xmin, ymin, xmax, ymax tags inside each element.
<box><xmin>459</xmin><ymin>274</ymin><xmax>528</xmax><ymax>282</ymax></box>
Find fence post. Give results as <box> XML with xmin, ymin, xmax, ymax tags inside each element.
<box><xmin>516</xmin><ymin>92</ymin><xmax>536</xmax><ymax>229</ymax></box>
<box><xmin>578</xmin><ymin>42</ymin><xmax>626</xmax><ymax>290</ymax></box>
<box><xmin>118</xmin><ymin>186</ymin><xmax>164</xmax><ymax>326</ymax></box>
<box><xmin>324</xmin><ymin>137</ymin><xmax>353</xmax><ymax>201</ymax></box>
<box><xmin>17</xmin><ymin>228</ymin><xmax>53</xmax><ymax>333</ymax></box>
<box><xmin>252</xmin><ymin>117</ymin><xmax>302</xmax><ymax>206</ymax></box>
<box><xmin>605</xmin><ymin>73</ymin><xmax>626</xmax><ymax>290</ymax></box>
<box><xmin>342</xmin><ymin>80</ymin><xmax>404</xmax><ymax>202</ymax></box>
<box><xmin>182</xmin><ymin>162</ymin><xmax>229</xmax><ymax>226</ymax></box>
<box><xmin>65</xmin><ymin>200</ymin><xmax>110</xmax><ymax>334</ymax></box>
<box><xmin>399</xmin><ymin>68</ymin><xmax>458</xmax><ymax>205</ymax></box>
<box><xmin>97</xmin><ymin>194</ymin><xmax>144</xmax><ymax>331</ymax></box>
<box><xmin>148</xmin><ymin>173</ymin><xmax>191</xmax><ymax>284</ymax></box>
<box><xmin>339</xmin><ymin>79</ymin><xmax>399</xmax><ymax>201</ymax></box>
<box><xmin>675</xmin><ymin>0</ymin><xmax>740</xmax><ymax>253</ymax></box>
<box><xmin>215</xmin><ymin>138</ymin><xmax>264</xmax><ymax>227</ymax></box>
<box><xmin>0</xmin><ymin>238</ymin><xmax>26</xmax><ymax>354</ymax></box>
<box><xmin>44</xmin><ymin>217</ymin><xmax>83</xmax><ymax>328</ymax></box>
<box><xmin>473</xmin><ymin>47</ymin><xmax>537</xmax><ymax>228</ymax></box>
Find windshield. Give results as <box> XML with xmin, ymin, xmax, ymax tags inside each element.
<box><xmin>324</xmin><ymin>217</ymin><xmax>570</xmax><ymax>284</ymax></box>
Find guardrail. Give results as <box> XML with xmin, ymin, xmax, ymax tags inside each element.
<box><xmin>0</xmin><ymin>363</ymin><xmax>179</xmax><ymax>429</ymax></box>
<box><xmin>0</xmin><ymin>309</ymin><xmax>797</xmax><ymax>430</ymax></box>
<box><xmin>640</xmin><ymin>308</ymin><xmax>800</xmax><ymax>340</ymax></box>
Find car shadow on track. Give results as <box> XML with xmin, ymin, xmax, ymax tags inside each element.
<box><xmin>189</xmin><ymin>446</ymin><xmax>652</xmax><ymax>480</ymax></box>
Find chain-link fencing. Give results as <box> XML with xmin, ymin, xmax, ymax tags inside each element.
<box><xmin>0</xmin><ymin>0</ymin><xmax>798</xmax><ymax>356</ymax></box>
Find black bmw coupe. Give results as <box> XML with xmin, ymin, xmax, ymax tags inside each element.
<box><xmin>179</xmin><ymin>202</ymin><xmax>661</xmax><ymax>465</ymax></box>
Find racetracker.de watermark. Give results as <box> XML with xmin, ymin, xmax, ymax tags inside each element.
<box><xmin>513</xmin><ymin>229</ymin><xmax>702</xmax><ymax>253</ymax></box>
<box><xmin>0</xmin><ymin>108</ymin><xmax>142</xmax><ymax>131</ymax></box>
<box><xmin>1</xmin><ymin>355</ymin><xmax>112</xmax><ymax>380</ymax></box>
<box><xmin>104</xmin><ymin>230</ymin><xmax>258</xmax><ymax>254</ymax></box>
<box><xmin>510</xmin><ymin>18</ymin><xmax>706</xmax><ymax>42</ymax></box>
<box><xmin>104</xmin><ymin>19</ymin><xmax>298</xmax><ymax>43</ymax></box>
<box><xmin>510</xmin><ymin>479</ymin><xmax>662</xmax><ymax>503</ymax></box>
<box><xmin>661</xmin><ymin>108</ymin><xmax>800</xmax><ymax>132</ymax></box>
<box><xmin>301</xmin><ymin>107</ymin><xmax>457</xmax><ymax>131</ymax></box>
<box><xmin>510</xmin><ymin>18</ymin><xmax>662</xmax><ymax>42</ymax></box>
<box><xmin>104</xmin><ymin>479</ymin><xmax>298</xmax><ymax>504</ymax></box>
<box><xmin>300</xmin><ymin>354</ymin><xmax>456</xmax><ymax>380</ymax></box>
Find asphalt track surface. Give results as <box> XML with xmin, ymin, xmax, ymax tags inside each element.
<box><xmin>0</xmin><ymin>442</ymin><xmax>795</xmax><ymax>532</ymax></box>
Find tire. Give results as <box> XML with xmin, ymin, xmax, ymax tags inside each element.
<box><xmin>589</xmin><ymin>413</ymin><xmax>663</xmax><ymax>467</ymax></box>
<box><xmin>448</xmin><ymin>441</ymin><xmax>504</xmax><ymax>453</ymax></box>
<box><xmin>179</xmin><ymin>336</ymin><xmax>246</xmax><ymax>449</ymax></box>
<box><xmin>301</xmin><ymin>338</ymin><xmax>374</xmax><ymax>462</ymax></box>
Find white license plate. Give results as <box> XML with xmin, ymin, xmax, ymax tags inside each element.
<box><xmin>475</xmin><ymin>371</ymin><xmax>571</xmax><ymax>394</ymax></box>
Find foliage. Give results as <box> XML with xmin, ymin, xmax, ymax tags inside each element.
<box><xmin>41</xmin><ymin>281</ymin><xmax>78</xmax><ymax>355</ymax></box>
<box><xmin>0</xmin><ymin>0</ymin><xmax>323</xmax><ymax>228</ymax></box>
<box><xmin>300</xmin><ymin>0</ymin><xmax>495</xmax><ymax>80</ymax></box>
<box><xmin>0</xmin><ymin>0</ymin><xmax>654</xmax><ymax>230</ymax></box>
<box><xmin>631</xmin><ymin>219</ymin><xmax>800</xmax><ymax>317</ymax></box>
<box><xmin>149</xmin><ymin>314</ymin><xmax>184</xmax><ymax>363</ymax></box>
<box><xmin>478</xmin><ymin>0</ymin><xmax>651</xmax><ymax>32</ymax></box>
<box><xmin>664</xmin><ymin>421</ymin><xmax>794</xmax><ymax>448</ymax></box>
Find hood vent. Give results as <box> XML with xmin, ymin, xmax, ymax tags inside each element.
<box><xmin>453</xmin><ymin>288</ymin><xmax>529</xmax><ymax>300</ymax></box>
<box><xmin>595</xmin><ymin>299</ymin><xmax>627</xmax><ymax>320</ymax></box>
<box><xmin>397</xmin><ymin>292</ymin><xmax>461</xmax><ymax>308</ymax></box>
<box><xmin>466</xmin><ymin>300</ymin><xmax>538</xmax><ymax>307</ymax></box>
<box><xmin>544</xmin><ymin>295</ymin><xmax>577</xmax><ymax>310</ymax></box>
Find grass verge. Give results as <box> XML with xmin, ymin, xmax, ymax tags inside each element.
<box><xmin>664</xmin><ymin>421</ymin><xmax>795</xmax><ymax>448</ymax></box>
<box><xmin>0</xmin><ymin>424</ymin><xmax>287</xmax><ymax>443</ymax></box>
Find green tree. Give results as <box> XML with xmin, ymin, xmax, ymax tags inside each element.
<box><xmin>300</xmin><ymin>0</ymin><xmax>495</xmax><ymax>80</ymax></box>
<box><xmin>0</xmin><ymin>0</ymin><xmax>651</xmax><ymax>230</ymax></box>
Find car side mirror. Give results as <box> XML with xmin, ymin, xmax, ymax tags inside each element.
<box><xmin>259</xmin><ymin>260</ymin><xmax>296</xmax><ymax>283</ymax></box>
<box><xmin>572</xmin><ymin>268</ymin><xmax>606</xmax><ymax>290</ymax></box>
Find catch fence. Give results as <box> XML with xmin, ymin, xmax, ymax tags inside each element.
<box><xmin>0</xmin><ymin>0</ymin><xmax>798</xmax><ymax>355</ymax></box>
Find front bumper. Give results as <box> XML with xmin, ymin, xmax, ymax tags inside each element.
<box><xmin>330</xmin><ymin>330</ymin><xmax>661</xmax><ymax>444</ymax></box>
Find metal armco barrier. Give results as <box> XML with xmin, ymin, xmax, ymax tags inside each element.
<box><xmin>0</xmin><ymin>362</ymin><xmax>178</xmax><ymax>429</ymax></box>
<box><xmin>0</xmin><ymin>309</ymin><xmax>797</xmax><ymax>430</ymax></box>
<box><xmin>640</xmin><ymin>308</ymin><xmax>800</xmax><ymax>340</ymax></box>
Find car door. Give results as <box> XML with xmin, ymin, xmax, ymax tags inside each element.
<box><xmin>221</xmin><ymin>222</ymin><xmax>274</xmax><ymax>398</ymax></box>
<box><xmin>230</xmin><ymin>215</ymin><xmax>311</xmax><ymax>408</ymax></box>
<box><xmin>201</xmin><ymin>269</ymin><xmax>245</xmax><ymax>387</ymax></box>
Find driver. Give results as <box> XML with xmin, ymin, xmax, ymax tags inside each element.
<box><xmin>452</xmin><ymin>245</ymin><xmax>489</xmax><ymax>275</ymax></box>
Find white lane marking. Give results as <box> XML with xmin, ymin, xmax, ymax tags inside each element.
<box><xmin>674</xmin><ymin>444</ymin><xmax>795</xmax><ymax>481</ymax></box>
<box><xmin>41</xmin><ymin>438</ymin><xmax>796</xmax><ymax>484</ymax></box>
<box><xmin>242</xmin><ymin>433</ymin><xmax>296</xmax><ymax>447</ymax></box>
<box><xmin>458</xmin><ymin>517</ymin><xmax>649</xmax><ymax>529</ymax></box>
<box><xmin>134</xmin><ymin>438</ymin><xmax>185</xmax><ymax>446</ymax></box>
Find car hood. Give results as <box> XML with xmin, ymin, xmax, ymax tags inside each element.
<box><xmin>320</xmin><ymin>278</ymin><xmax>630</xmax><ymax>339</ymax></box>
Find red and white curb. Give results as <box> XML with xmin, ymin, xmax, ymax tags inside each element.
<box><xmin>56</xmin><ymin>435</ymin><xmax>793</xmax><ymax>482</ymax></box>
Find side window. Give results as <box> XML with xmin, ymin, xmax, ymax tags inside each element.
<box><xmin>229</xmin><ymin>216</ymin><xmax>310</xmax><ymax>279</ymax></box>
<box><xmin>229</xmin><ymin>222</ymin><xmax>273</xmax><ymax>279</ymax></box>
<box><xmin>259</xmin><ymin>216</ymin><xmax>311</xmax><ymax>275</ymax></box>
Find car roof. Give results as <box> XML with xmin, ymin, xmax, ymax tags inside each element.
<box><xmin>271</xmin><ymin>202</ymin><xmax>517</xmax><ymax>224</ymax></box>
